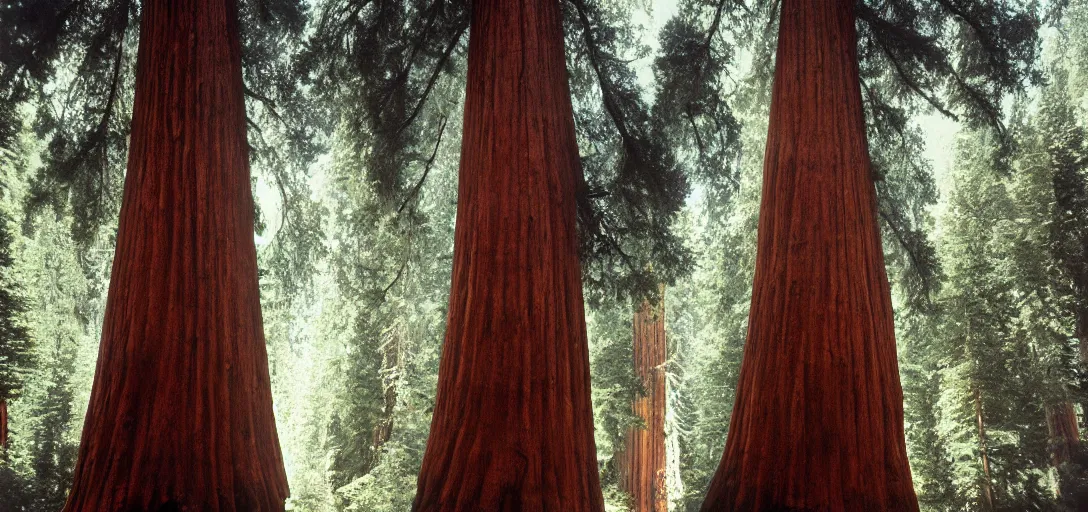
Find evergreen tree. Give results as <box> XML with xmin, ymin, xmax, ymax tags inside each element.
<box><xmin>0</xmin><ymin>181</ymin><xmax>96</xmax><ymax>512</ymax></box>
<box><xmin>0</xmin><ymin>0</ymin><xmax>309</xmax><ymax>243</ymax></box>
<box><xmin>704</xmin><ymin>2</ymin><xmax>916</xmax><ymax>508</ymax></box>
<box><xmin>1009</xmin><ymin>66</ymin><xmax>1088</xmax><ymax>507</ymax></box>
<box><xmin>667</xmin><ymin>53</ymin><xmax>768</xmax><ymax>510</ymax></box>
<box><xmin>936</xmin><ymin>127</ymin><xmax>1055</xmax><ymax>511</ymax></box>
<box><xmin>1035</xmin><ymin>69</ymin><xmax>1088</xmax><ymax>429</ymax></box>
<box><xmin>899</xmin><ymin>317</ymin><xmax>958</xmax><ymax>511</ymax></box>
<box><xmin>587</xmin><ymin>298</ymin><xmax>643</xmax><ymax>509</ymax></box>
<box><xmin>26</xmin><ymin>337</ymin><xmax>77</xmax><ymax>512</ymax></box>
<box><xmin>0</xmin><ymin>177</ymin><xmax>31</xmax><ymax>450</ymax></box>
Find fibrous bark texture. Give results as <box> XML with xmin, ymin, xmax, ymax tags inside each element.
<box><xmin>63</xmin><ymin>0</ymin><xmax>288</xmax><ymax>510</ymax></box>
<box><xmin>700</xmin><ymin>1</ymin><xmax>918</xmax><ymax>510</ymax></box>
<box><xmin>411</xmin><ymin>0</ymin><xmax>603</xmax><ymax>510</ymax></box>
<box><xmin>616</xmin><ymin>296</ymin><xmax>667</xmax><ymax>512</ymax></box>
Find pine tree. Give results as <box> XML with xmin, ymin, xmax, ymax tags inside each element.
<box><xmin>0</xmin><ymin>174</ymin><xmax>98</xmax><ymax>512</ymax></box>
<box><xmin>0</xmin><ymin>201</ymin><xmax>31</xmax><ymax>449</ymax></box>
<box><xmin>1012</xmin><ymin>66</ymin><xmax>1088</xmax><ymax>507</ymax></box>
<box><xmin>899</xmin><ymin>321</ymin><xmax>958</xmax><ymax>511</ymax></box>
<box><xmin>1036</xmin><ymin>69</ymin><xmax>1088</xmax><ymax>429</ymax></box>
<box><xmin>28</xmin><ymin>338</ymin><xmax>77</xmax><ymax>512</ymax></box>
<box><xmin>930</xmin><ymin>126</ymin><xmax>1055</xmax><ymax>511</ymax></box>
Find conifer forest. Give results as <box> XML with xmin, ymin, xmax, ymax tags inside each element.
<box><xmin>1</xmin><ymin>0</ymin><xmax>1088</xmax><ymax>510</ymax></box>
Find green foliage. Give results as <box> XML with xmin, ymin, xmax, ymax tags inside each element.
<box><xmin>0</xmin><ymin>0</ymin><xmax>310</xmax><ymax>244</ymax></box>
<box><xmin>900</xmin><ymin>322</ymin><xmax>959</xmax><ymax>510</ymax></box>
<box><xmin>856</xmin><ymin>0</ymin><xmax>1043</xmax><ymax>133</ymax></box>
<box><xmin>565</xmin><ymin>0</ymin><xmax>694</xmax><ymax>303</ymax></box>
<box><xmin>0</xmin><ymin>172</ymin><xmax>95</xmax><ymax>511</ymax></box>
<box><xmin>652</xmin><ymin>0</ymin><xmax>744</xmax><ymax>196</ymax></box>
<box><xmin>587</xmin><ymin>298</ymin><xmax>642</xmax><ymax>505</ymax></box>
<box><xmin>926</xmin><ymin>127</ymin><xmax>1055</xmax><ymax>511</ymax></box>
<box><xmin>0</xmin><ymin>164</ymin><xmax>32</xmax><ymax>404</ymax></box>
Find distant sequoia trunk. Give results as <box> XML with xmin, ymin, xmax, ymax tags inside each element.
<box><xmin>0</xmin><ymin>398</ymin><xmax>7</xmax><ymax>448</ymax></box>
<box><xmin>411</xmin><ymin>0</ymin><xmax>603</xmax><ymax>510</ymax></box>
<box><xmin>1047</xmin><ymin>400</ymin><xmax>1082</xmax><ymax>498</ymax></box>
<box><xmin>615</xmin><ymin>294</ymin><xmax>667</xmax><ymax>512</ymax></box>
<box><xmin>700</xmin><ymin>0</ymin><xmax>919</xmax><ymax>510</ymax></box>
<box><xmin>63</xmin><ymin>0</ymin><xmax>288</xmax><ymax>510</ymax></box>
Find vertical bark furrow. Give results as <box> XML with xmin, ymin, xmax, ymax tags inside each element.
<box><xmin>412</xmin><ymin>0</ymin><xmax>602</xmax><ymax>510</ymax></box>
<box><xmin>63</xmin><ymin>1</ymin><xmax>288</xmax><ymax>510</ymax></box>
<box><xmin>701</xmin><ymin>1</ymin><xmax>918</xmax><ymax>510</ymax></box>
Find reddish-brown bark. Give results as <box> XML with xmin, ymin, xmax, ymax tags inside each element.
<box><xmin>1047</xmin><ymin>401</ymin><xmax>1081</xmax><ymax>466</ymax></box>
<box><xmin>1047</xmin><ymin>401</ymin><xmax>1082</xmax><ymax>495</ymax></box>
<box><xmin>0</xmin><ymin>398</ymin><xmax>7</xmax><ymax>448</ymax></box>
<box><xmin>62</xmin><ymin>0</ymin><xmax>288</xmax><ymax>510</ymax></box>
<box><xmin>615</xmin><ymin>296</ymin><xmax>667</xmax><ymax>512</ymax></box>
<box><xmin>700</xmin><ymin>1</ymin><xmax>918</xmax><ymax>510</ymax></box>
<box><xmin>411</xmin><ymin>0</ymin><xmax>603</xmax><ymax>510</ymax></box>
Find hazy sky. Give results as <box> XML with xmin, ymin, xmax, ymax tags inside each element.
<box><xmin>257</xmin><ymin>1</ymin><xmax>995</xmax><ymax>245</ymax></box>
<box><xmin>626</xmin><ymin>0</ymin><xmax>962</xmax><ymax>212</ymax></box>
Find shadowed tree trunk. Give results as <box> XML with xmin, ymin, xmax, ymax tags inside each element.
<box><xmin>411</xmin><ymin>0</ymin><xmax>603</xmax><ymax>510</ymax></box>
<box><xmin>1078</xmin><ymin>317</ymin><xmax>1088</xmax><ymax>431</ymax></box>
<box><xmin>0</xmin><ymin>399</ymin><xmax>7</xmax><ymax>448</ymax></box>
<box><xmin>1048</xmin><ymin>401</ymin><xmax>1081</xmax><ymax>466</ymax></box>
<box><xmin>700</xmin><ymin>1</ymin><xmax>918</xmax><ymax>510</ymax></box>
<box><xmin>1047</xmin><ymin>401</ymin><xmax>1082</xmax><ymax>495</ymax></box>
<box><xmin>974</xmin><ymin>388</ymin><xmax>995</xmax><ymax>511</ymax></box>
<box><xmin>616</xmin><ymin>295</ymin><xmax>667</xmax><ymax>512</ymax></box>
<box><xmin>63</xmin><ymin>0</ymin><xmax>288</xmax><ymax>509</ymax></box>
<box><xmin>373</xmin><ymin>328</ymin><xmax>401</xmax><ymax>449</ymax></box>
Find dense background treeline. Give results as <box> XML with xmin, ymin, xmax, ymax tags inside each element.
<box><xmin>0</xmin><ymin>0</ymin><xmax>1087</xmax><ymax>510</ymax></box>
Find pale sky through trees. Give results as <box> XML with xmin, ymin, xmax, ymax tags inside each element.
<box><xmin>250</xmin><ymin>0</ymin><xmax>965</xmax><ymax>233</ymax></box>
<box><xmin>627</xmin><ymin>0</ymin><xmax>963</xmax><ymax>211</ymax></box>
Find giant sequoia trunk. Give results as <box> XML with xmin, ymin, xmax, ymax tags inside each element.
<box><xmin>615</xmin><ymin>296</ymin><xmax>667</xmax><ymax>512</ymax></box>
<box><xmin>700</xmin><ymin>1</ymin><xmax>918</xmax><ymax>510</ymax></box>
<box><xmin>63</xmin><ymin>1</ymin><xmax>288</xmax><ymax>509</ymax></box>
<box><xmin>411</xmin><ymin>0</ymin><xmax>603</xmax><ymax>510</ymax></box>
